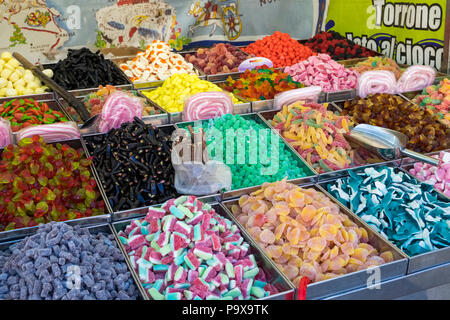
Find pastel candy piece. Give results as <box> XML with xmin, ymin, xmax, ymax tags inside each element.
<box><xmin>357</xmin><ymin>70</ymin><xmax>397</xmax><ymax>98</ymax></box>
<box><xmin>183</xmin><ymin>91</ymin><xmax>233</xmax><ymax>121</ymax></box>
<box><xmin>16</xmin><ymin>122</ymin><xmax>80</xmax><ymax>143</ymax></box>
<box><xmin>396</xmin><ymin>65</ymin><xmax>436</xmax><ymax>93</ymax></box>
<box><xmin>274</xmin><ymin>86</ymin><xmax>322</xmax><ymax>110</ymax></box>
<box><xmin>98</xmin><ymin>91</ymin><xmax>143</xmax><ymax>133</ymax></box>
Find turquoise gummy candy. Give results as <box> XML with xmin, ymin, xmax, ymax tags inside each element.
<box><xmin>327</xmin><ymin>166</ymin><xmax>450</xmax><ymax>256</ymax></box>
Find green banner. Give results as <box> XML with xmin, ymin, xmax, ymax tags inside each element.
<box><xmin>326</xmin><ymin>0</ymin><xmax>446</xmax><ymax>70</ymax></box>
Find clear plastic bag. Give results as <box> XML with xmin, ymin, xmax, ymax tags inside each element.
<box><xmin>173</xmin><ymin>160</ymin><xmax>232</xmax><ymax>195</ymax></box>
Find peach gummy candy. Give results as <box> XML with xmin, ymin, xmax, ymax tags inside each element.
<box><xmin>232</xmin><ymin>178</ymin><xmax>394</xmax><ymax>286</ymax></box>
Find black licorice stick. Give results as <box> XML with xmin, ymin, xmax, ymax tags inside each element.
<box><xmin>12</xmin><ymin>52</ymin><xmax>91</xmax><ymax>122</ymax></box>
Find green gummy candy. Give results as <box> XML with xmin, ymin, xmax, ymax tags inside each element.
<box><xmin>148</xmin><ymin>288</ymin><xmax>165</xmax><ymax>300</ymax></box>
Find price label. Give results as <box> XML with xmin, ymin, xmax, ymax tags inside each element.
<box><xmin>238</xmin><ymin>57</ymin><xmax>273</xmax><ymax>72</ymax></box>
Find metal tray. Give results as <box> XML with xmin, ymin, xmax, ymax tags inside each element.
<box><xmin>0</xmin><ymin>220</ymin><xmax>145</xmax><ymax>300</ymax></box>
<box><xmin>220</xmin><ymin>183</ymin><xmax>408</xmax><ymax>300</ymax></box>
<box><xmin>111</xmin><ymin>202</ymin><xmax>295</xmax><ymax>300</ymax></box>
<box><xmin>83</xmin><ymin>124</ymin><xmax>178</xmax><ymax>216</ymax></box>
<box><xmin>139</xmin><ymin>87</ymin><xmax>251</xmax><ymax>124</ymax></box>
<box><xmin>110</xmin><ymin>56</ymin><xmax>205</xmax><ymax>90</ymax></box>
<box><xmin>174</xmin><ymin>112</ymin><xmax>317</xmax><ymax>197</ymax></box>
<box><xmin>43</xmin><ymin>63</ymin><xmax>133</xmax><ymax>97</ymax></box>
<box><xmin>319</xmin><ymin>164</ymin><xmax>450</xmax><ymax>274</ymax></box>
<box><xmin>257</xmin><ymin>109</ymin><xmax>392</xmax><ymax>180</ymax></box>
<box><xmin>1</xmin><ymin>98</ymin><xmax>77</xmax><ymax>144</ymax></box>
<box><xmin>0</xmin><ymin>92</ymin><xmax>54</xmax><ymax>104</ymax></box>
<box><xmin>0</xmin><ymin>138</ymin><xmax>112</xmax><ymax>241</ymax></box>
<box><xmin>56</xmin><ymin>90</ymin><xmax>169</xmax><ymax>135</ymax></box>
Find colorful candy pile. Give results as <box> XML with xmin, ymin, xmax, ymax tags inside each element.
<box><xmin>242</xmin><ymin>31</ymin><xmax>315</xmax><ymax>68</ymax></box>
<box><xmin>0</xmin><ymin>98</ymin><xmax>68</xmax><ymax>132</ymax></box>
<box><xmin>118</xmin><ymin>196</ymin><xmax>278</xmax><ymax>300</ymax></box>
<box><xmin>119</xmin><ymin>40</ymin><xmax>197</xmax><ymax>83</ymax></box>
<box><xmin>85</xmin><ymin>118</ymin><xmax>177</xmax><ymax>212</ymax></box>
<box><xmin>186</xmin><ymin>114</ymin><xmax>311</xmax><ymax>190</ymax></box>
<box><xmin>414</xmin><ymin>78</ymin><xmax>450</xmax><ymax>126</ymax></box>
<box><xmin>0</xmin><ymin>51</ymin><xmax>51</xmax><ymax>97</ymax></box>
<box><xmin>341</xmin><ymin>94</ymin><xmax>450</xmax><ymax>153</ymax></box>
<box><xmin>327</xmin><ymin>166</ymin><xmax>450</xmax><ymax>256</ymax></box>
<box><xmin>231</xmin><ymin>179</ymin><xmax>394</xmax><ymax>285</ymax></box>
<box><xmin>142</xmin><ymin>74</ymin><xmax>241</xmax><ymax>113</ymax></box>
<box><xmin>409</xmin><ymin>151</ymin><xmax>450</xmax><ymax>198</ymax></box>
<box><xmin>270</xmin><ymin>102</ymin><xmax>379</xmax><ymax>173</ymax></box>
<box><xmin>352</xmin><ymin>56</ymin><xmax>403</xmax><ymax>79</ymax></box>
<box><xmin>184</xmin><ymin>43</ymin><xmax>249</xmax><ymax>75</ymax></box>
<box><xmin>284</xmin><ymin>54</ymin><xmax>359</xmax><ymax>92</ymax></box>
<box><xmin>0</xmin><ymin>136</ymin><xmax>105</xmax><ymax>231</ymax></box>
<box><xmin>303</xmin><ymin>31</ymin><xmax>378</xmax><ymax>60</ymax></box>
<box><xmin>66</xmin><ymin>85</ymin><xmax>160</xmax><ymax>123</ymax></box>
<box><xmin>0</xmin><ymin>222</ymin><xmax>138</xmax><ymax>300</ymax></box>
<box><xmin>51</xmin><ymin>48</ymin><xmax>129</xmax><ymax>90</ymax></box>
<box><xmin>221</xmin><ymin>68</ymin><xmax>304</xmax><ymax>101</ymax></box>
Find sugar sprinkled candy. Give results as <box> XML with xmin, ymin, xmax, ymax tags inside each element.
<box><xmin>270</xmin><ymin>101</ymin><xmax>381</xmax><ymax>173</ymax></box>
<box><xmin>233</xmin><ymin>179</ymin><xmax>393</xmax><ymax>285</ymax></box>
<box><xmin>120</xmin><ymin>196</ymin><xmax>278</xmax><ymax>300</ymax></box>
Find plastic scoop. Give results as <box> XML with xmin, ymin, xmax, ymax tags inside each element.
<box><xmin>345</xmin><ymin>124</ymin><xmax>439</xmax><ymax>165</ymax></box>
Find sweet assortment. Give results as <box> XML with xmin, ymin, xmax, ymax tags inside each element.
<box><xmin>352</xmin><ymin>57</ymin><xmax>403</xmax><ymax>79</ymax></box>
<box><xmin>50</xmin><ymin>48</ymin><xmax>129</xmax><ymax>90</ymax></box>
<box><xmin>184</xmin><ymin>43</ymin><xmax>249</xmax><ymax>75</ymax></box>
<box><xmin>341</xmin><ymin>94</ymin><xmax>450</xmax><ymax>153</ymax></box>
<box><xmin>119</xmin><ymin>196</ymin><xmax>278</xmax><ymax>300</ymax></box>
<box><xmin>221</xmin><ymin>68</ymin><xmax>304</xmax><ymax>101</ymax></box>
<box><xmin>242</xmin><ymin>32</ymin><xmax>315</xmax><ymax>68</ymax></box>
<box><xmin>0</xmin><ymin>98</ymin><xmax>68</xmax><ymax>132</ymax></box>
<box><xmin>2</xmin><ymin>30</ymin><xmax>450</xmax><ymax>301</ymax></box>
<box><xmin>180</xmin><ymin>114</ymin><xmax>311</xmax><ymax>190</ymax></box>
<box><xmin>231</xmin><ymin>180</ymin><xmax>394</xmax><ymax>285</ymax></box>
<box><xmin>0</xmin><ymin>222</ymin><xmax>138</xmax><ymax>300</ymax></box>
<box><xmin>270</xmin><ymin>102</ymin><xmax>379</xmax><ymax>173</ymax></box>
<box><xmin>67</xmin><ymin>85</ymin><xmax>160</xmax><ymax>123</ymax></box>
<box><xmin>303</xmin><ymin>31</ymin><xmax>378</xmax><ymax>60</ymax></box>
<box><xmin>0</xmin><ymin>51</ymin><xmax>51</xmax><ymax>97</ymax></box>
<box><xmin>119</xmin><ymin>40</ymin><xmax>197</xmax><ymax>83</ymax></box>
<box><xmin>0</xmin><ymin>136</ymin><xmax>105</xmax><ymax>232</ymax></box>
<box><xmin>327</xmin><ymin>167</ymin><xmax>450</xmax><ymax>256</ymax></box>
<box><xmin>85</xmin><ymin>118</ymin><xmax>177</xmax><ymax>212</ymax></box>
<box><xmin>409</xmin><ymin>151</ymin><xmax>450</xmax><ymax>198</ymax></box>
<box><xmin>142</xmin><ymin>73</ymin><xmax>241</xmax><ymax>113</ymax></box>
<box><xmin>414</xmin><ymin>78</ymin><xmax>450</xmax><ymax>126</ymax></box>
<box><xmin>284</xmin><ymin>54</ymin><xmax>359</xmax><ymax>92</ymax></box>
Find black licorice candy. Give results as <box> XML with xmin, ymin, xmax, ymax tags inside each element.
<box><xmin>85</xmin><ymin>118</ymin><xmax>177</xmax><ymax>212</ymax></box>
<box><xmin>51</xmin><ymin>48</ymin><xmax>129</xmax><ymax>90</ymax></box>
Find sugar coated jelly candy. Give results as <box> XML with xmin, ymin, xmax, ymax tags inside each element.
<box><xmin>234</xmin><ymin>179</ymin><xmax>394</xmax><ymax>285</ymax></box>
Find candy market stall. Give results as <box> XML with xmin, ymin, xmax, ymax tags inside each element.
<box><xmin>1</xmin><ymin>23</ymin><xmax>450</xmax><ymax>300</ymax></box>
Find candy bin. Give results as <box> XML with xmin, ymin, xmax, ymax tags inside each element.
<box><xmin>141</xmin><ymin>73</ymin><xmax>251</xmax><ymax>123</ymax></box>
<box><xmin>258</xmin><ymin>101</ymin><xmax>389</xmax><ymax>180</ymax></box>
<box><xmin>218</xmin><ymin>67</ymin><xmax>306</xmax><ymax>112</ymax></box>
<box><xmin>111</xmin><ymin>196</ymin><xmax>295</xmax><ymax>300</ymax></box>
<box><xmin>175</xmin><ymin>113</ymin><xmax>316</xmax><ymax>194</ymax></box>
<box><xmin>0</xmin><ymin>135</ymin><xmax>110</xmax><ymax>241</ymax></box>
<box><xmin>57</xmin><ymin>85</ymin><xmax>169</xmax><ymax>133</ymax></box>
<box><xmin>45</xmin><ymin>47</ymin><xmax>132</xmax><ymax>96</ymax></box>
<box><xmin>114</xmin><ymin>40</ymin><xmax>202</xmax><ymax>89</ymax></box>
<box><xmin>325</xmin><ymin>164</ymin><xmax>450</xmax><ymax>273</ymax></box>
<box><xmin>222</xmin><ymin>179</ymin><xmax>407</xmax><ymax>299</ymax></box>
<box><xmin>0</xmin><ymin>220</ymin><xmax>144</xmax><ymax>300</ymax></box>
<box><xmin>336</xmin><ymin>94</ymin><xmax>450</xmax><ymax>154</ymax></box>
<box><xmin>84</xmin><ymin>119</ymin><xmax>179</xmax><ymax>215</ymax></box>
